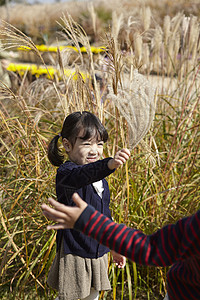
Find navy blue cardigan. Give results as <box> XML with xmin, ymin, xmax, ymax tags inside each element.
<box><xmin>56</xmin><ymin>157</ymin><xmax>115</xmax><ymax>258</ymax></box>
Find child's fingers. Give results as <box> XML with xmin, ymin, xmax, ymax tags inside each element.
<box><xmin>120</xmin><ymin>148</ymin><xmax>131</xmax><ymax>158</ymax></box>
<box><xmin>115</xmin><ymin>153</ymin><xmax>130</xmax><ymax>164</ymax></box>
<box><xmin>113</xmin><ymin>256</ymin><xmax>126</xmax><ymax>268</ymax></box>
<box><xmin>47</xmin><ymin>223</ymin><xmax>69</xmax><ymax>230</ymax></box>
<box><xmin>115</xmin><ymin>149</ymin><xmax>130</xmax><ymax>162</ymax></box>
<box><xmin>42</xmin><ymin>203</ymin><xmax>70</xmax><ymax>223</ymax></box>
<box><xmin>47</xmin><ymin>197</ymin><xmax>65</xmax><ymax>209</ymax></box>
<box><xmin>42</xmin><ymin>205</ymin><xmax>76</xmax><ymax>229</ymax></box>
<box><xmin>121</xmin><ymin>148</ymin><xmax>131</xmax><ymax>155</ymax></box>
<box><xmin>72</xmin><ymin>193</ymin><xmax>88</xmax><ymax>210</ymax></box>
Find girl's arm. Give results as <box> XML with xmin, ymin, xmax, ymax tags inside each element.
<box><xmin>57</xmin><ymin>148</ymin><xmax>130</xmax><ymax>189</ymax></box>
<box><xmin>42</xmin><ymin>193</ymin><xmax>200</xmax><ymax>267</ymax></box>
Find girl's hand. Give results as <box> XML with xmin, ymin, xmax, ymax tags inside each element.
<box><xmin>41</xmin><ymin>193</ymin><xmax>87</xmax><ymax>230</ymax></box>
<box><xmin>108</xmin><ymin>148</ymin><xmax>130</xmax><ymax>170</ymax></box>
<box><xmin>111</xmin><ymin>250</ymin><xmax>126</xmax><ymax>268</ymax></box>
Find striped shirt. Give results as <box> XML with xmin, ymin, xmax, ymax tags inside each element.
<box><xmin>74</xmin><ymin>206</ymin><xmax>200</xmax><ymax>300</ymax></box>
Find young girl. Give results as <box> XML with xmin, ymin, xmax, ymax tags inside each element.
<box><xmin>47</xmin><ymin>111</ymin><xmax>130</xmax><ymax>300</ymax></box>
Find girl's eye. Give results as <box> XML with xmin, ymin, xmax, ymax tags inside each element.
<box><xmin>98</xmin><ymin>142</ymin><xmax>104</xmax><ymax>146</ymax></box>
<box><xmin>83</xmin><ymin>142</ymin><xmax>90</xmax><ymax>146</ymax></box>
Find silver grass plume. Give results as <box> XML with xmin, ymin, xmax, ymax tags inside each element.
<box><xmin>107</xmin><ymin>69</ymin><xmax>157</xmax><ymax>149</ymax></box>
<box><xmin>133</xmin><ymin>32</ymin><xmax>143</xmax><ymax>64</ymax></box>
<box><xmin>163</xmin><ymin>15</ymin><xmax>171</xmax><ymax>45</ymax></box>
<box><xmin>112</xmin><ymin>11</ymin><xmax>124</xmax><ymax>44</ymax></box>
<box><xmin>188</xmin><ymin>16</ymin><xmax>199</xmax><ymax>59</ymax></box>
<box><xmin>88</xmin><ymin>2</ymin><xmax>97</xmax><ymax>34</ymax></box>
<box><xmin>171</xmin><ymin>12</ymin><xmax>184</xmax><ymax>40</ymax></box>
<box><xmin>151</xmin><ymin>25</ymin><xmax>163</xmax><ymax>73</ymax></box>
<box><xmin>140</xmin><ymin>6</ymin><xmax>151</xmax><ymax>32</ymax></box>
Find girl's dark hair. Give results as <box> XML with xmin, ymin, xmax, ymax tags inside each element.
<box><xmin>48</xmin><ymin>111</ymin><xmax>108</xmax><ymax>166</ymax></box>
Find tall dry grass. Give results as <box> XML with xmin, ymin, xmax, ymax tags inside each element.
<box><xmin>1</xmin><ymin>2</ymin><xmax>199</xmax><ymax>84</ymax></box>
<box><xmin>0</xmin><ymin>8</ymin><xmax>200</xmax><ymax>300</ymax></box>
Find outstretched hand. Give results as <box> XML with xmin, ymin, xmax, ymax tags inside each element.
<box><xmin>41</xmin><ymin>193</ymin><xmax>87</xmax><ymax>230</ymax></box>
<box><xmin>108</xmin><ymin>148</ymin><xmax>130</xmax><ymax>170</ymax></box>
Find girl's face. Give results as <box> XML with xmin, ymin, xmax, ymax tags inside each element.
<box><xmin>63</xmin><ymin>130</ymin><xmax>104</xmax><ymax>165</ymax></box>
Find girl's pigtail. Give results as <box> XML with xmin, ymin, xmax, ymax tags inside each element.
<box><xmin>48</xmin><ymin>135</ymin><xmax>64</xmax><ymax>167</ymax></box>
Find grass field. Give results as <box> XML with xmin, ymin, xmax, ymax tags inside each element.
<box><xmin>0</xmin><ymin>1</ymin><xmax>200</xmax><ymax>299</ymax></box>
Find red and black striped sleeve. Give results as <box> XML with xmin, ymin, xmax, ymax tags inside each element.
<box><xmin>74</xmin><ymin>205</ymin><xmax>200</xmax><ymax>267</ymax></box>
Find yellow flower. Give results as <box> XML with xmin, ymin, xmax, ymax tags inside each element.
<box><xmin>6</xmin><ymin>63</ymin><xmax>90</xmax><ymax>81</ymax></box>
<box><xmin>17</xmin><ymin>44</ymin><xmax>106</xmax><ymax>54</ymax></box>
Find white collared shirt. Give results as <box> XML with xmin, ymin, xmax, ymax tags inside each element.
<box><xmin>92</xmin><ymin>180</ymin><xmax>104</xmax><ymax>198</ymax></box>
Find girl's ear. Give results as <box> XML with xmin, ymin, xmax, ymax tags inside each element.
<box><xmin>63</xmin><ymin>138</ymin><xmax>72</xmax><ymax>153</ymax></box>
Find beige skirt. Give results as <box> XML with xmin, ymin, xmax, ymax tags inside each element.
<box><xmin>47</xmin><ymin>241</ymin><xmax>111</xmax><ymax>300</ymax></box>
